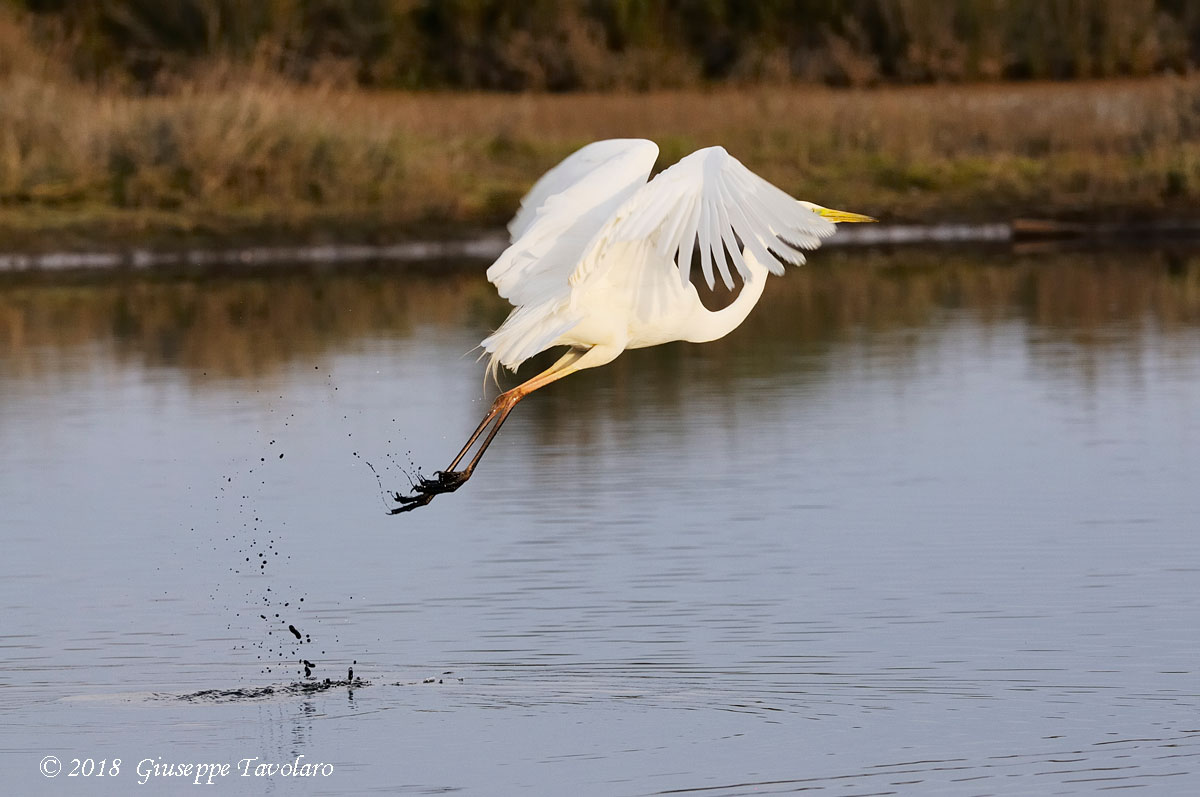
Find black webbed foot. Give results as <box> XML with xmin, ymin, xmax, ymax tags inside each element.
<box><xmin>387</xmin><ymin>491</ymin><xmax>434</xmax><ymax>514</ymax></box>
<box><xmin>388</xmin><ymin>470</ymin><xmax>469</xmax><ymax>514</ymax></box>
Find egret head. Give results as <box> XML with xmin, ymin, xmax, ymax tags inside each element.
<box><xmin>800</xmin><ymin>201</ymin><xmax>876</xmax><ymax>223</ymax></box>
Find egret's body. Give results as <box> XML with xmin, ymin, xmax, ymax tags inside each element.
<box><xmin>391</xmin><ymin>138</ymin><xmax>872</xmax><ymax>513</ymax></box>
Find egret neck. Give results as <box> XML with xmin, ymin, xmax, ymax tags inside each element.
<box><xmin>683</xmin><ymin>251</ymin><xmax>770</xmax><ymax>344</ymax></box>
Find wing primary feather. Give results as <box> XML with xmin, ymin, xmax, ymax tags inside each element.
<box><xmin>698</xmin><ymin>199</ymin><xmax>716</xmax><ymax>290</ymax></box>
<box><xmin>719</xmin><ymin>180</ymin><xmax>780</xmax><ymax>276</ymax></box>
<box><xmin>756</xmin><ymin>186</ymin><xmax>803</xmax><ymax>236</ymax></box>
<box><xmin>712</xmin><ymin>192</ymin><xmax>738</xmax><ymax>289</ymax></box>
<box><xmin>770</xmin><ymin>240</ymin><xmax>809</xmax><ymax>265</ymax></box>
<box><xmin>744</xmin><ymin>189</ymin><xmax>796</xmax><ymax>242</ymax></box>
<box><xmin>657</xmin><ymin>191</ymin><xmax>691</xmax><ymax>260</ymax></box>
<box><xmin>675</xmin><ymin>195</ymin><xmax>701</xmax><ymax>285</ymax></box>
<box><xmin>715</xmin><ymin>181</ymin><xmax>772</xmax><ymax>277</ymax></box>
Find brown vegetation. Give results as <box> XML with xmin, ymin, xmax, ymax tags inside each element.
<box><xmin>2</xmin><ymin>6</ymin><xmax>1200</xmax><ymax>246</ymax></box>
<box><xmin>12</xmin><ymin>0</ymin><xmax>1200</xmax><ymax>91</ymax></box>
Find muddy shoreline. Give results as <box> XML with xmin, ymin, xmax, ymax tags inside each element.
<box><xmin>5</xmin><ymin>219</ymin><xmax>1199</xmax><ymax>276</ymax></box>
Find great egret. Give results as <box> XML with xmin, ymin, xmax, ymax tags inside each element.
<box><xmin>391</xmin><ymin>138</ymin><xmax>873</xmax><ymax>513</ymax></box>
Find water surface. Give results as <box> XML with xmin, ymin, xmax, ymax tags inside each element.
<box><xmin>1</xmin><ymin>247</ymin><xmax>1198</xmax><ymax>794</ymax></box>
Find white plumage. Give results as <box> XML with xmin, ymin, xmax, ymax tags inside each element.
<box><xmin>390</xmin><ymin>138</ymin><xmax>873</xmax><ymax>513</ymax></box>
<box><xmin>481</xmin><ymin>139</ymin><xmax>853</xmax><ymax>380</ymax></box>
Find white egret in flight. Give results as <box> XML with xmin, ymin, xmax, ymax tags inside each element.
<box><xmin>391</xmin><ymin>138</ymin><xmax>873</xmax><ymax>513</ymax></box>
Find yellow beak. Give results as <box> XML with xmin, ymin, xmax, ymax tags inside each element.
<box><xmin>815</xmin><ymin>207</ymin><xmax>877</xmax><ymax>223</ymax></box>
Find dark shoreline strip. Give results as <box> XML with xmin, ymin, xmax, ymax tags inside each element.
<box><xmin>5</xmin><ymin>221</ymin><xmax>1200</xmax><ymax>274</ymax></box>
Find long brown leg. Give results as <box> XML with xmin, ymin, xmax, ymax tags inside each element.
<box><xmin>389</xmin><ymin>348</ymin><xmax>588</xmax><ymax>514</ymax></box>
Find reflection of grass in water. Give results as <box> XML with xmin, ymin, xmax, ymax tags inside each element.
<box><xmin>0</xmin><ymin>267</ymin><xmax>505</xmax><ymax>379</ymax></box>
<box><xmin>2</xmin><ymin>250</ymin><xmax>1198</xmax><ymax>384</ymax></box>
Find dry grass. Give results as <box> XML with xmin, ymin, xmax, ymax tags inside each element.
<box><xmin>3</xmin><ymin>37</ymin><xmax>1200</xmax><ymax>246</ymax></box>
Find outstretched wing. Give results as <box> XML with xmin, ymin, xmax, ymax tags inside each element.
<box><xmin>571</xmin><ymin>146</ymin><xmax>836</xmax><ymax>292</ymax></box>
<box><xmin>488</xmin><ymin>139</ymin><xmax>659</xmax><ymax>308</ymax></box>
<box><xmin>507</xmin><ymin>138</ymin><xmax>657</xmax><ymax>242</ymax></box>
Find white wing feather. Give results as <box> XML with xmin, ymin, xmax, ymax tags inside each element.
<box><xmin>507</xmin><ymin>139</ymin><xmax>656</xmax><ymax>242</ymax></box>
<box><xmin>571</xmin><ymin>146</ymin><xmax>835</xmax><ymax>291</ymax></box>
<box><xmin>486</xmin><ymin>139</ymin><xmax>659</xmax><ymax>309</ymax></box>
<box><xmin>484</xmin><ymin>143</ymin><xmax>838</xmax><ymax>377</ymax></box>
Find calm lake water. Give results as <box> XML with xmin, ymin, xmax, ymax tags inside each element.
<box><xmin>2</xmin><ymin>246</ymin><xmax>1198</xmax><ymax>795</ymax></box>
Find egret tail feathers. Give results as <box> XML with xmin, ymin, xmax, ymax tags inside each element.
<box><xmin>481</xmin><ymin>302</ymin><xmax>580</xmax><ymax>384</ymax></box>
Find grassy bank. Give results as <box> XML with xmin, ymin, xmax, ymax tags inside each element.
<box><xmin>3</xmin><ymin>69</ymin><xmax>1200</xmax><ymax>248</ymax></box>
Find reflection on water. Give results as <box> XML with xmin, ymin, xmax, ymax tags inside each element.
<box><xmin>1</xmin><ymin>247</ymin><xmax>1198</xmax><ymax>795</ymax></box>
<box><xmin>3</xmin><ymin>248</ymin><xmax>1198</xmax><ymax>381</ymax></box>
<box><xmin>0</xmin><ymin>266</ymin><xmax>502</xmax><ymax>380</ymax></box>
